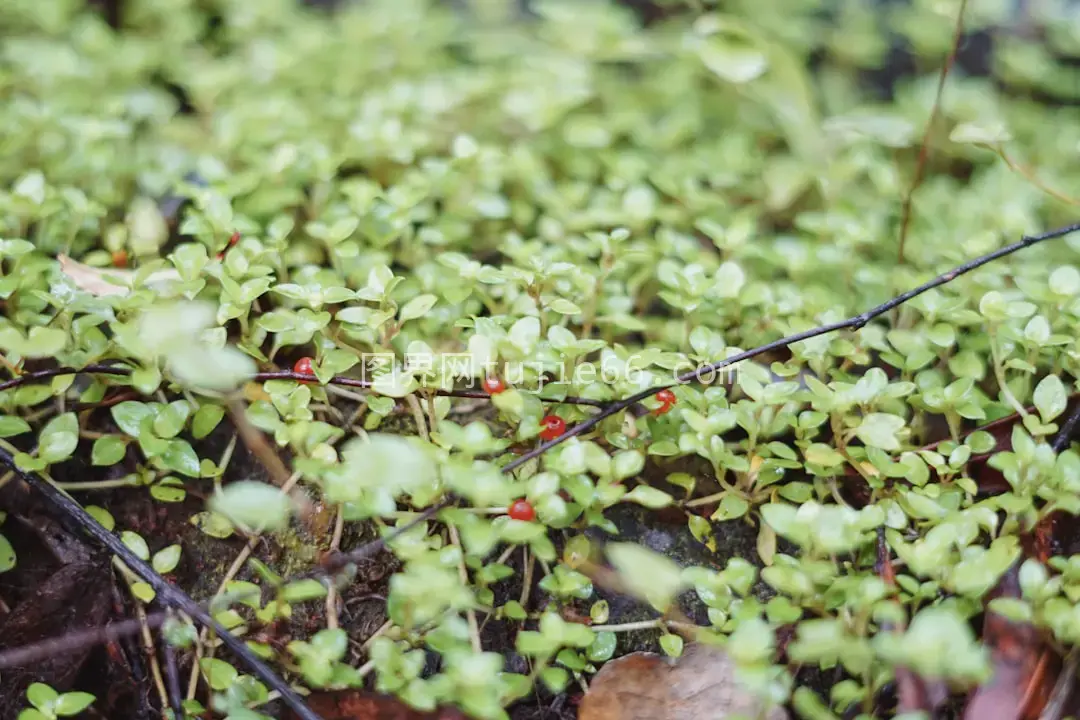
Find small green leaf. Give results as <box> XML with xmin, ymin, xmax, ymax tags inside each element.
<box><xmin>131</xmin><ymin>582</ymin><xmax>155</xmax><ymax>603</ymax></box>
<box><xmin>111</xmin><ymin>402</ymin><xmax>152</xmax><ymax>437</ymax></box>
<box><xmin>612</xmin><ymin>450</ymin><xmax>644</xmax><ymax>480</ymax></box>
<box><xmin>153</xmin><ymin>401</ymin><xmax>192</xmax><ymax>438</ymax></box>
<box><xmin>86</xmin><ymin>506</ymin><xmax>115</xmax><ymax>531</ymax></box>
<box><xmin>0</xmin><ymin>416</ymin><xmax>31</xmax><ymax>437</ymax></box>
<box><xmin>190</xmin><ymin>511</ymin><xmax>235</xmax><ymax>539</ymax></box>
<box><xmin>1033</xmin><ymin>375</ymin><xmax>1067</xmax><ymax>423</ymax></box>
<box><xmin>0</xmin><ymin>533</ymin><xmax>14</xmax><ymax>572</ymax></box>
<box><xmin>38</xmin><ymin>412</ymin><xmax>78</xmax><ymax>464</ymax></box>
<box><xmin>26</xmin><ymin>682</ymin><xmax>58</xmax><ymax>711</ymax></box>
<box><xmin>161</xmin><ymin>440</ymin><xmax>200</xmax><ymax>477</ymax></box>
<box><xmin>91</xmin><ymin>436</ymin><xmax>127</xmax><ymax>466</ymax></box>
<box><xmin>548</xmin><ymin>298</ymin><xmax>582</xmax><ymax>315</ymax></box>
<box><xmin>855</xmin><ymin>413</ymin><xmax>906</xmax><ymax>451</ymax></box>
<box><xmin>192</xmin><ymin>404</ymin><xmax>226</xmax><ymax>439</ymax></box>
<box><xmin>659</xmin><ymin>633</ymin><xmax>684</xmax><ymax>657</ymax></box>
<box><xmin>16</xmin><ymin>709</ymin><xmax>49</xmax><ymax>720</ymax></box>
<box><xmin>399</xmin><ymin>294</ymin><xmax>437</xmax><ymax>322</ymax></box>
<box><xmin>152</xmin><ymin>544</ymin><xmax>182</xmax><ymax>574</ymax></box>
<box><xmin>623</xmin><ymin>485</ymin><xmax>673</xmax><ymax>508</ymax></box>
<box><xmin>200</xmin><ymin>658</ymin><xmax>238</xmax><ymax>691</ymax></box>
<box><xmin>586</xmin><ymin>631</ymin><xmax>617</xmax><ymax>662</ymax></box>
<box><xmin>54</xmin><ymin>692</ymin><xmax>96</xmax><ymax>716</ymax></box>
<box><xmin>710</xmin><ymin>494</ymin><xmax>749</xmax><ymax>521</ymax></box>
<box><xmin>121</xmin><ymin>531</ymin><xmax>150</xmax><ymax>560</ymax></box>
<box><xmin>282</xmin><ymin>579</ymin><xmax>328</xmax><ymax>602</ymax></box>
<box><xmin>310</xmin><ymin>628</ymin><xmax>348</xmax><ymax>660</ymax></box>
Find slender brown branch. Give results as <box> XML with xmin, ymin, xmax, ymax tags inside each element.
<box><xmin>896</xmin><ymin>0</ymin><xmax>968</xmax><ymax>265</ymax></box>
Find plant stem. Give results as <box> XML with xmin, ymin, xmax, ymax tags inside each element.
<box><xmin>590</xmin><ymin>619</ymin><xmax>662</xmax><ymax>632</ymax></box>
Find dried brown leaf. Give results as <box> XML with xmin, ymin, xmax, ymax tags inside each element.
<box><xmin>578</xmin><ymin>642</ymin><xmax>788</xmax><ymax>720</ymax></box>
<box><xmin>281</xmin><ymin>691</ymin><xmax>466</xmax><ymax>720</ymax></box>
<box><xmin>57</xmin><ymin>254</ymin><xmax>180</xmax><ymax>297</ymax></box>
<box><xmin>963</xmin><ymin>563</ymin><xmax>1056</xmax><ymax>720</ymax></box>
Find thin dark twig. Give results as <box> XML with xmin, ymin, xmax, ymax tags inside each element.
<box><xmin>896</xmin><ymin>0</ymin><xmax>969</xmax><ymax>264</ymax></box>
<box><xmin>0</xmin><ymin>363</ymin><xmax>131</xmax><ymax>393</ymax></box>
<box><xmin>161</xmin><ymin>633</ymin><xmax>185</xmax><ymax>720</ymax></box>
<box><xmin>1053</xmin><ymin>402</ymin><xmax>1080</xmax><ymax>453</ymax></box>
<box><xmin>0</xmin><ymin>613</ymin><xmax>167</xmax><ymax>669</ymax></box>
<box><xmin>0</xmin><ymin>447</ymin><xmax>323</xmax><ymax>720</ymax></box>
<box><xmin>501</xmin><ymin>223</ymin><xmax>1080</xmax><ymax>474</ymax></box>
<box><xmin>0</xmin><ymin>366</ymin><xmax>605</xmax><ymax>407</ymax></box>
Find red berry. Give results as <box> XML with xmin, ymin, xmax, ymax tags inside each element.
<box><xmin>539</xmin><ymin>414</ymin><xmax>566</xmax><ymax>441</ymax></box>
<box><xmin>293</xmin><ymin>357</ymin><xmax>315</xmax><ymax>376</ymax></box>
<box><xmin>507</xmin><ymin>499</ymin><xmax>535</xmax><ymax>522</ymax></box>
<box><xmin>482</xmin><ymin>375</ymin><xmax>506</xmax><ymax>394</ymax></box>
<box><xmin>654</xmin><ymin>388</ymin><xmax>677</xmax><ymax>415</ymax></box>
<box><xmin>229</xmin><ymin>231</ymin><xmax>240</xmax><ymax>246</ymax></box>
<box><xmin>112</xmin><ymin>250</ymin><xmax>128</xmax><ymax>268</ymax></box>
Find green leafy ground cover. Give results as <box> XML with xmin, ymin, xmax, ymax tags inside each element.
<box><xmin>2</xmin><ymin>0</ymin><xmax>1080</xmax><ymax>718</ymax></box>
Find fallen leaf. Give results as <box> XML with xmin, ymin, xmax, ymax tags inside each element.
<box><xmin>57</xmin><ymin>254</ymin><xmax>181</xmax><ymax>297</ymax></box>
<box><xmin>578</xmin><ymin>642</ymin><xmax>788</xmax><ymax>720</ymax></box>
<box><xmin>963</xmin><ymin>562</ymin><xmax>1056</xmax><ymax>720</ymax></box>
<box><xmin>282</xmin><ymin>691</ymin><xmax>466</xmax><ymax>720</ymax></box>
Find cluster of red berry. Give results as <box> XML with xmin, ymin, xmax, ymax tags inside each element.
<box><xmin>280</xmin><ymin>369</ymin><xmax>677</xmax><ymax>523</ymax></box>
